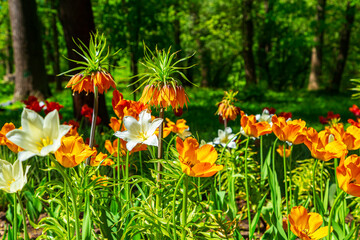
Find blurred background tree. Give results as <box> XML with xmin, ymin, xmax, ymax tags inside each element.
<box><xmin>1</xmin><ymin>0</ymin><xmax>360</xmax><ymax>107</ymax></box>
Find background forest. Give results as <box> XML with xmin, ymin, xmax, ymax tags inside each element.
<box><xmin>1</xmin><ymin>0</ymin><xmax>360</xmax><ymax>98</ymax></box>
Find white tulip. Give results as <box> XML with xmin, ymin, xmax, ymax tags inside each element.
<box><xmin>0</xmin><ymin>159</ymin><xmax>30</xmax><ymax>193</ymax></box>
<box><xmin>6</xmin><ymin>108</ymin><xmax>71</xmax><ymax>161</ymax></box>
<box><xmin>114</xmin><ymin>110</ymin><xmax>163</xmax><ymax>151</ymax></box>
<box><xmin>213</xmin><ymin>127</ymin><xmax>237</xmax><ymax>149</ymax></box>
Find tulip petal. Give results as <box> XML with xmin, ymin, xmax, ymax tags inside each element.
<box><xmin>18</xmin><ymin>151</ymin><xmax>37</xmax><ymax>161</ymax></box>
<box><xmin>147</xmin><ymin>118</ymin><xmax>163</xmax><ymax>136</ymax></box>
<box><xmin>6</xmin><ymin>129</ymin><xmax>39</xmax><ymax>152</ymax></box>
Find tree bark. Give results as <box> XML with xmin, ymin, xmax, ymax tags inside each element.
<box><xmin>58</xmin><ymin>0</ymin><xmax>109</xmax><ymax>124</ymax></box>
<box><xmin>242</xmin><ymin>0</ymin><xmax>257</xmax><ymax>86</ymax></box>
<box><xmin>50</xmin><ymin>0</ymin><xmax>61</xmax><ymax>91</ymax></box>
<box><xmin>8</xmin><ymin>0</ymin><xmax>50</xmax><ymax>101</ymax></box>
<box><xmin>330</xmin><ymin>1</ymin><xmax>355</xmax><ymax>92</ymax></box>
<box><xmin>308</xmin><ymin>0</ymin><xmax>326</xmax><ymax>91</ymax></box>
<box><xmin>257</xmin><ymin>0</ymin><xmax>274</xmax><ymax>86</ymax></box>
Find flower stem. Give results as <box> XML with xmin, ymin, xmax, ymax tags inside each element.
<box><xmin>172</xmin><ymin>173</ymin><xmax>186</xmax><ymax>240</ymax></box>
<box><xmin>289</xmin><ymin>145</ymin><xmax>293</xmax><ymax>207</ymax></box>
<box><xmin>181</xmin><ymin>175</ymin><xmax>189</xmax><ymax>240</ymax></box>
<box><xmin>125</xmin><ymin>150</ymin><xmax>130</xmax><ymax>209</ymax></box>
<box><xmin>328</xmin><ymin>191</ymin><xmax>345</xmax><ymax>240</ymax></box>
<box><xmin>260</xmin><ymin>136</ymin><xmax>264</xmax><ymax>189</ymax></box>
<box><xmin>52</xmin><ymin>158</ymin><xmax>80</xmax><ymax>240</ymax></box>
<box><xmin>283</xmin><ymin>144</ymin><xmax>290</xmax><ymax>239</ymax></box>
<box><xmin>320</xmin><ymin>161</ymin><xmax>324</xmax><ymax>203</ymax></box>
<box><xmin>156</xmin><ymin>107</ymin><xmax>164</xmax><ymax>215</ymax></box>
<box><xmin>16</xmin><ymin>192</ymin><xmax>29</xmax><ymax>240</ymax></box>
<box><xmin>86</xmin><ymin>86</ymin><xmax>99</xmax><ymax>165</ymax></box>
<box><xmin>117</xmin><ymin>139</ymin><xmax>121</xmax><ymax>195</ymax></box>
<box><xmin>312</xmin><ymin>159</ymin><xmax>319</xmax><ymax>213</ymax></box>
<box><xmin>13</xmin><ymin>193</ymin><xmax>17</xmax><ymax>240</ymax></box>
<box><xmin>244</xmin><ymin>136</ymin><xmax>252</xmax><ymax>231</ymax></box>
<box><xmin>64</xmin><ymin>179</ymin><xmax>71</xmax><ymax>240</ymax></box>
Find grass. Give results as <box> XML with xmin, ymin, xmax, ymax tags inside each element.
<box><xmin>0</xmin><ymin>79</ymin><xmax>357</xmax><ymax>142</ymax></box>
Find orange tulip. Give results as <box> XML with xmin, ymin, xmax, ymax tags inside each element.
<box><xmin>341</xmin><ymin>125</ymin><xmax>360</xmax><ymax>150</ymax></box>
<box><xmin>271</xmin><ymin>115</ymin><xmax>306</xmax><ymax>144</ymax></box>
<box><xmin>277</xmin><ymin>145</ymin><xmax>292</xmax><ymax>158</ymax></box>
<box><xmin>156</xmin><ymin>118</ymin><xmax>191</xmax><ymax>139</ymax></box>
<box><xmin>241</xmin><ymin>114</ymin><xmax>272</xmax><ymax>138</ymax></box>
<box><xmin>139</xmin><ymin>84</ymin><xmax>189</xmax><ymax>110</ymax></box>
<box><xmin>176</xmin><ymin>137</ymin><xmax>223</xmax><ymax>177</ymax></box>
<box><xmin>336</xmin><ymin>154</ymin><xmax>360</xmax><ymax>197</ymax></box>
<box><xmin>90</xmin><ymin>152</ymin><xmax>114</xmax><ymax>167</ymax></box>
<box><xmin>112</xmin><ymin>90</ymin><xmax>148</xmax><ymax>120</ymax></box>
<box><xmin>0</xmin><ymin>123</ymin><xmax>23</xmax><ymax>153</ymax></box>
<box><xmin>105</xmin><ymin>139</ymin><xmax>147</xmax><ymax>157</ymax></box>
<box><xmin>109</xmin><ymin>117</ymin><xmax>123</xmax><ymax>132</ymax></box>
<box><xmin>304</xmin><ymin>128</ymin><xmax>347</xmax><ymax>161</ymax></box>
<box><xmin>288</xmin><ymin>206</ymin><xmax>331</xmax><ymax>240</ymax></box>
<box><xmin>55</xmin><ymin>135</ymin><xmax>96</xmax><ymax>168</ymax></box>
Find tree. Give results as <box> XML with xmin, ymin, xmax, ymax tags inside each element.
<box><xmin>308</xmin><ymin>0</ymin><xmax>326</xmax><ymax>91</ymax></box>
<box><xmin>242</xmin><ymin>0</ymin><xmax>257</xmax><ymax>86</ymax></box>
<box><xmin>257</xmin><ymin>0</ymin><xmax>274</xmax><ymax>86</ymax></box>
<box><xmin>8</xmin><ymin>0</ymin><xmax>50</xmax><ymax>101</ymax></box>
<box><xmin>330</xmin><ymin>1</ymin><xmax>356</xmax><ymax>92</ymax></box>
<box><xmin>58</xmin><ymin>0</ymin><xmax>109</xmax><ymax>124</ymax></box>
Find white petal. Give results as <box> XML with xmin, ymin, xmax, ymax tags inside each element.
<box><xmin>228</xmin><ymin>134</ymin><xmax>237</xmax><ymax>141</ymax></box>
<box><xmin>146</xmin><ymin>118</ymin><xmax>163</xmax><ymax>137</ymax></box>
<box><xmin>123</xmin><ymin>116</ymin><xmax>141</xmax><ymax>135</ymax></box>
<box><xmin>213</xmin><ymin>137</ymin><xmax>220</xmax><ymax>144</ymax></box>
<box><xmin>6</xmin><ymin>129</ymin><xmax>40</xmax><ymax>152</ymax></box>
<box><xmin>18</xmin><ymin>151</ymin><xmax>37</xmax><ymax>161</ymax></box>
<box><xmin>227</xmin><ymin>141</ymin><xmax>237</xmax><ymax>149</ymax></box>
<box><xmin>40</xmin><ymin>141</ymin><xmax>61</xmax><ymax>155</ymax></box>
<box><xmin>143</xmin><ymin>135</ymin><xmax>159</xmax><ymax>147</ymax></box>
<box><xmin>126</xmin><ymin>140</ymin><xmax>140</xmax><ymax>151</ymax></box>
<box><xmin>21</xmin><ymin>108</ymin><xmax>44</xmax><ymax>138</ymax></box>
<box><xmin>225</xmin><ymin>127</ymin><xmax>232</xmax><ymax>135</ymax></box>
<box><xmin>59</xmin><ymin>125</ymin><xmax>72</xmax><ymax>138</ymax></box>
<box><xmin>218</xmin><ymin>129</ymin><xmax>225</xmax><ymax>139</ymax></box>
<box><xmin>43</xmin><ymin>110</ymin><xmax>60</xmax><ymax>139</ymax></box>
<box><xmin>138</xmin><ymin>110</ymin><xmax>152</xmax><ymax>125</ymax></box>
<box><xmin>114</xmin><ymin>131</ymin><xmax>130</xmax><ymax>141</ymax></box>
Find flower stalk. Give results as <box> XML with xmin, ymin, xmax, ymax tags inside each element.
<box><xmin>244</xmin><ymin>136</ymin><xmax>252</xmax><ymax>231</ymax></box>
<box><xmin>16</xmin><ymin>192</ymin><xmax>29</xmax><ymax>240</ymax></box>
<box><xmin>52</xmin><ymin>158</ymin><xmax>80</xmax><ymax>240</ymax></box>
<box><xmin>86</xmin><ymin>86</ymin><xmax>99</xmax><ymax>165</ymax></box>
<box><xmin>283</xmin><ymin>144</ymin><xmax>290</xmax><ymax>238</ymax></box>
<box><xmin>181</xmin><ymin>175</ymin><xmax>189</xmax><ymax>240</ymax></box>
<box><xmin>156</xmin><ymin>107</ymin><xmax>164</xmax><ymax>215</ymax></box>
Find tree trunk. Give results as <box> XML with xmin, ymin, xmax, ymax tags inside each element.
<box><xmin>330</xmin><ymin>1</ymin><xmax>355</xmax><ymax>92</ymax></box>
<box><xmin>5</xmin><ymin>23</ymin><xmax>13</xmax><ymax>75</ymax></box>
<box><xmin>257</xmin><ymin>0</ymin><xmax>273</xmax><ymax>86</ymax></box>
<box><xmin>8</xmin><ymin>0</ymin><xmax>50</xmax><ymax>101</ymax></box>
<box><xmin>242</xmin><ymin>0</ymin><xmax>257</xmax><ymax>86</ymax></box>
<box><xmin>58</xmin><ymin>0</ymin><xmax>109</xmax><ymax>124</ymax></box>
<box><xmin>308</xmin><ymin>0</ymin><xmax>326</xmax><ymax>91</ymax></box>
<box><xmin>51</xmin><ymin>0</ymin><xmax>61</xmax><ymax>91</ymax></box>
